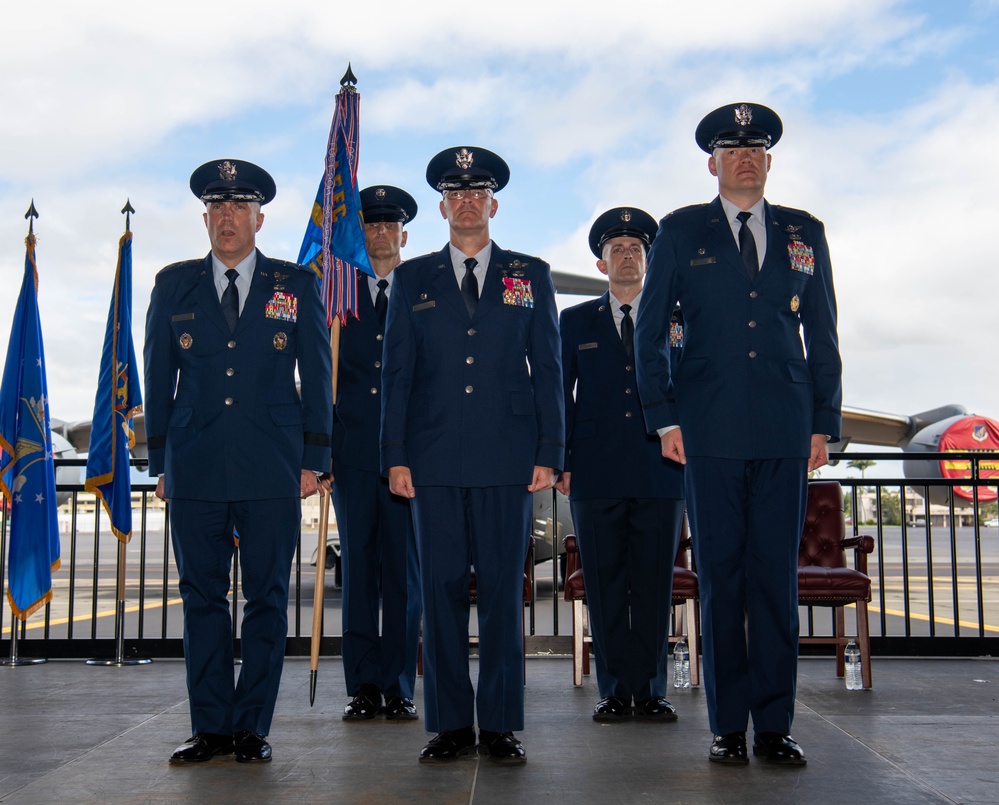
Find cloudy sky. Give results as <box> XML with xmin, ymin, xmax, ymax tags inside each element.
<box><xmin>2</xmin><ymin>0</ymin><xmax>997</xmax><ymax>451</ymax></box>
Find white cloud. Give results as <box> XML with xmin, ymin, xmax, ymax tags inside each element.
<box><xmin>2</xmin><ymin>0</ymin><xmax>997</xmax><ymax>426</ymax></box>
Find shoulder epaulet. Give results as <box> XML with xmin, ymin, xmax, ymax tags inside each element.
<box><xmin>264</xmin><ymin>258</ymin><xmax>309</xmax><ymax>274</ymax></box>
<box><xmin>665</xmin><ymin>203</ymin><xmax>709</xmax><ymax>219</ymax></box>
<box><xmin>773</xmin><ymin>205</ymin><xmax>821</xmax><ymax>223</ymax></box>
<box><xmin>159</xmin><ymin>258</ymin><xmax>203</xmax><ymax>275</ymax></box>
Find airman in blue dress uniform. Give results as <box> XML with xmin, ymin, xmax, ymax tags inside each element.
<box><xmin>635</xmin><ymin>104</ymin><xmax>842</xmax><ymax>766</ymax></box>
<box><xmin>334</xmin><ymin>185</ymin><xmax>422</xmax><ymax>723</ymax></box>
<box><xmin>145</xmin><ymin>159</ymin><xmax>333</xmax><ymax>764</ymax></box>
<box><xmin>380</xmin><ymin>147</ymin><xmax>564</xmax><ymax>764</ymax></box>
<box><xmin>556</xmin><ymin>207</ymin><xmax>685</xmax><ymax>722</ymax></box>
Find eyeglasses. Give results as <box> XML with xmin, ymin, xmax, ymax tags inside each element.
<box><xmin>443</xmin><ymin>189</ymin><xmax>493</xmax><ymax>201</ymax></box>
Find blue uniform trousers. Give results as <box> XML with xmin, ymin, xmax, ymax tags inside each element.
<box><xmin>570</xmin><ymin>497</ymin><xmax>683</xmax><ymax>701</ymax></box>
<box><xmin>333</xmin><ymin>464</ymin><xmax>421</xmax><ymax>699</ymax></box>
<box><xmin>169</xmin><ymin>497</ymin><xmax>300</xmax><ymax>737</ymax></box>
<box><xmin>410</xmin><ymin>485</ymin><xmax>531</xmax><ymax>734</ymax></box>
<box><xmin>684</xmin><ymin>456</ymin><xmax>807</xmax><ymax>736</ymax></box>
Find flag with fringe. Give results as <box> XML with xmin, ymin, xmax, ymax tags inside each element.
<box><xmin>0</xmin><ymin>232</ymin><xmax>61</xmax><ymax>620</ymax></box>
<box><xmin>84</xmin><ymin>228</ymin><xmax>142</xmax><ymax>543</ymax></box>
<box><xmin>297</xmin><ymin>78</ymin><xmax>372</xmax><ymax>326</ymax></box>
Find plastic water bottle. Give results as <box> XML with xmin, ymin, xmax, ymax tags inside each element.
<box><xmin>673</xmin><ymin>636</ymin><xmax>690</xmax><ymax>689</ymax></box>
<box><xmin>844</xmin><ymin>640</ymin><xmax>863</xmax><ymax>690</ymax></box>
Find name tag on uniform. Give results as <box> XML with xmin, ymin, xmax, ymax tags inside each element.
<box><xmin>578</xmin><ymin>342</ymin><xmax>598</xmax><ymax>350</ymax></box>
<box><xmin>690</xmin><ymin>256</ymin><xmax>716</xmax><ymax>266</ymax></box>
<box><xmin>412</xmin><ymin>300</ymin><xmax>435</xmax><ymax>311</ymax></box>
<box><xmin>171</xmin><ymin>312</ymin><xmax>195</xmax><ymax>322</ymax></box>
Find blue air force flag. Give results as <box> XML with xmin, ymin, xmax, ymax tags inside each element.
<box><xmin>84</xmin><ymin>230</ymin><xmax>142</xmax><ymax>543</ymax></box>
<box><xmin>0</xmin><ymin>233</ymin><xmax>61</xmax><ymax>620</ymax></box>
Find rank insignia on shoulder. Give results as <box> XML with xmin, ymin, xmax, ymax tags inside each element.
<box><xmin>790</xmin><ymin>295</ymin><xmax>800</xmax><ymax>312</ymax></box>
<box><xmin>179</xmin><ymin>333</ymin><xmax>193</xmax><ymax>349</ymax></box>
<box><xmin>273</xmin><ymin>332</ymin><xmax>288</xmax><ymax>351</ymax></box>
<box><xmin>266</xmin><ymin>292</ymin><xmax>298</xmax><ymax>322</ymax></box>
<box><xmin>502</xmin><ymin>277</ymin><xmax>534</xmax><ymax>308</ymax></box>
<box><xmin>788</xmin><ymin>241</ymin><xmax>814</xmax><ymax>275</ymax></box>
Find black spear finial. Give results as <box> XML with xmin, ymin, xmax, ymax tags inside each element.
<box><xmin>121</xmin><ymin>198</ymin><xmax>135</xmax><ymax>231</ymax></box>
<box><xmin>340</xmin><ymin>63</ymin><xmax>358</xmax><ymax>92</ymax></box>
<box><xmin>24</xmin><ymin>199</ymin><xmax>39</xmax><ymax>235</ymax></box>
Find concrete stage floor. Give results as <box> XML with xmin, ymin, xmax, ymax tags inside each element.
<box><xmin>1</xmin><ymin>655</ymin><xmax>996</xmax><ymax>804</ymax></box>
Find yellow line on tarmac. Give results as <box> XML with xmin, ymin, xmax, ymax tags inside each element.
<box><xmin>23</xmin><ymin>597</ymin><xmax>184</xmax><ymax>632</ymax></box>
<box><xmin>867</xmin><ymin>603</ymin><xmax>999</xmax><ymax>634</ymax></box>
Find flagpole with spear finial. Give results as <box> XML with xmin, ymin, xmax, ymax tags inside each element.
<box><xmin>308</xmin><ymin>64</ymin><xmax>371</xmax><ymax>705</ymax></box>
<box><xmin>86</xmin><ymin>199</ymin><xmax>151</xmax><ymax>668</ymax></box>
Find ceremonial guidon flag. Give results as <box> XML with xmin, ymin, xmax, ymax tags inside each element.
<box><xmin>297</xmin><ymin>74</ymin><xmax>372</xmax><ymax>327</ymax></box>
<box><xmin>0</xmin><ymin>232</ymin><xmax>61</xmax><ymax>620</ymax></box>
<box><xmin>84</xmin><ymin>227</ymin><xmax>142</xmax><ymax>542</ymax></box>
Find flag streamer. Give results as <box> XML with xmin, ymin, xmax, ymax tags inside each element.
<box><xmin>297</xmin><ymin>79</ymin><xmax>372</xmax><ymax>326</ymax></box>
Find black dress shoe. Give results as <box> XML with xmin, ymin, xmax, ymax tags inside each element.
<box><xmin>753</xmin><ymin>732</ymin><xmax>807</xmax><ymax>765</ymax></box>
<box><xmin>634</xmin><ymin>696</ymin><xmax>678</xmax><ymax>721</ymax></box>
<box><xmin>343</xmin><ymin>684</ymin><xmax>382</xmax><ymax>721</ymax></box>
<box><xmin>169</xmin><ymin>733</ymin><xmax>234</xmax><ymax>763</ymax></box>
<box><xmin>418</xmin><ymin>727</ymin><xmax>477</xmax><ymax>764</ymax></box>
<box><xmin>383</xmin><ymin>696</ymin><xmax>418</xmax><ymax>720</ymax></box>
<box><xmin>234</xmin><ymin>730</ymin><xmax>272</xmax><ymax>763</ymax></box>
<box><xmin>592</xmin><ymin>696</ymin><xmax>631</xmax><ymax>722</ymax></box>
<box><xmin>478</xmin><ymin>730</ymin><xmax>526</xmax><ymax>765</ymax></box>
<box><xmin>709</xmin><ymin>732</ymin><xmax>748</xmax><ymax>765</ymax></box>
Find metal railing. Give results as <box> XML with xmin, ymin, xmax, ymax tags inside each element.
<box><xmin>2</xmin><ymin>452</ymin><xmax>997</xmax><ymax>659</ymax></box>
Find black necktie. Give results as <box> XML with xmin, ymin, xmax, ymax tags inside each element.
<box><xmin>461</xmin><ymin>257</ymin><xmax>479</xmax><ymax>318</ymax></box>
<box><xmin>375</xmin><ymin>278</ymin><xmax>389</xmax><ymax>327</ymax></box>
<box><xmin>737</xmin><ymin>210</ymin><xmax>759</xmax><ymax>282</ymax></box>
<box><xmin>221</xmin><ymin>268</ymin><xmax>239</xmax><ymax>332</ymax></box>
<box><xmin>620</xmin><ymin>303</ymin><xmax>634</xmax><ymax>360</ymax></box>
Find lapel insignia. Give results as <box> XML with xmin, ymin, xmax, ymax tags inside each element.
<box><xmin>502</xmin><ymin>277</ymin><xmax>534</xmax><ymax>308</ymax></box>
<box><xmin>265</xmin><ymin>291</ymin><xmax>298</xmax><ymax>322</ymax></box>
<box><xmin>273</xmin><ymin>332</ymin><xmax>288</xmax><ymax>351</ymax></box>
<box><xmin>179</xmin><ymin>333</ymin><xmax>193</xmax><ymax>350</ymax></box>
<box><xmin>788</xmin><ymin>242</ymin><xmax>815</xmax><ymax>275</ymax></box>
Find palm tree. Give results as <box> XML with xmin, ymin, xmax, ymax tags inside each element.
<box><xmin>847</xmin><ymin>459</ymin><xmax>876</xmax><ymax>478</ymax></box>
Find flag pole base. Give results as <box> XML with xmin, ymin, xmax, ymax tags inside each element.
<box><xmin>1</xmin><ymin>657</ymin><xmax>47</xmax><ymax>666</ymax></box>
<box><xmin>85</xmin><ymin>657</ymin><xmax>152</xmax><ymax>666</ymax></box>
